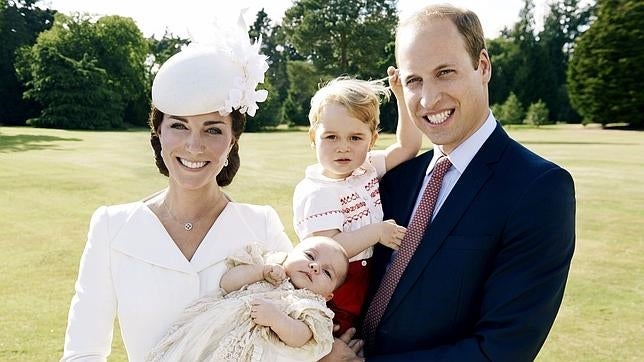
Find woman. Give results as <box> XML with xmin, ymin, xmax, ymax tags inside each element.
<box><xmin>61</xmin><ymin>18</ymin><xmax>292</xmax><ymax>361</ymax></box>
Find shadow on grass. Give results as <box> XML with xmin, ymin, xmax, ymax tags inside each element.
<box><xmin>0</xmin><ymin>134</ymin><xmax>82</xmax><ymax>152</ymax></box>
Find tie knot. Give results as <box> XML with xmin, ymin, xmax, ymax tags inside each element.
<box><xmin>433</xmin><ymin>156</ymin><xmax>452</xmax><ymax>177</ymax></box>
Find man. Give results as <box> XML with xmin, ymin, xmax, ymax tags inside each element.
<box><xmin>323</xmin><ymin>4</ymin><xmax>575</xmax><ymax>361</ymax></box>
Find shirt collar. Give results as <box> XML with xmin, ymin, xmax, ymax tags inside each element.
<box><xmin>426</xmin><ymin>109</ymin><xmax>497</xmax><ymax>175</ymax></box>
<box><xmin>305</xmin><ymin>161</ymin><xmax>368</xmax><ymax>183</ymax></box>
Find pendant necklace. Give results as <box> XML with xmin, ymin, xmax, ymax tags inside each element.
<box><xmin>161</xmin><ymin>194</ymin><xmax>226</xmax><ymax>232</ymax></box>
<box><xmin>162</xmin><ymin>201</ymin><xmax>198</xmax><ymax>231</ymax></box>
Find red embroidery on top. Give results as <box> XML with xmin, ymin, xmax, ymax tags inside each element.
<box><xmin>364</xmin><ymin>178</ymin><xmax>379</xmax><ymax>192</ymax></box>
<box><xmin>296</xmin><ymin>209</ymin><xmax>343</xmax><ymax>226</ymax></box>
<box><xmin>340</xmin><ymin>193</ymin><xmax>359</xmax><ymax>205</ymax></box>
<box><xmin>343</xmin><ymin>209</ymin><xmax>371</xmax><ymax>226</ymax></box>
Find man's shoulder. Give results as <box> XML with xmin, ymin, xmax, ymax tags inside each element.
<box><xmin>504</xmin><ymin>137</ymin><xmax>566</xmax><ymax>174</ymax></box>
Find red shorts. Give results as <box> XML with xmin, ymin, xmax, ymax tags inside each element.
<box><xmin>328</xmin><ymin>259</ymin><xmax>372</xmax><ymax>336</ymax></box>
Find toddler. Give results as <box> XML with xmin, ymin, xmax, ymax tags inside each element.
<box><xmin>293</xmin><ymin>71</ymin><xmax>422</xmax><ymax>334</ymax></box>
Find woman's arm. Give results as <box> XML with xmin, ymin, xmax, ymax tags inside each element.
<box><xmin>62</xmin><ymin>206</ymin><xmax>117</xmax><ymax>361</ymax></box>
<box><xmin>383</xmin><ymin>66</ymin><xmax>422</xmax><ymax>171</ymax></box>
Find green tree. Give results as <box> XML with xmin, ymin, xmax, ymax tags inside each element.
<box><xmin>495</xmin><ymin>92</ymin><xmax>525</xmax><ymax>125</ymax></box>
<box><xmin>568</xmin><ymin>0</ymin><xmax>644</xmax><ymax>127</ymax></box>
<box><xmin>94</xmin><ymin>15</ymin><xmax>149</xmax><ymax>126</ymax></box>
<box><xmin>23</xmin><ymin>50</ymin><xmax>123</xmax><ymax>129</ymax></box>
<box><xmin>246</xmin><ymin>76</ymin><xmax>282</xmax><ymax>132</ymax></box>
<box><xmin>283</xmin><ymin>60</ymin><xmax>327</xmax><ymax>127</ymax></box>
<box><xmin>282</xmin><ymin>0</ymin><xmax>397</xmax><ymax>79</ymax></box>
<box><xmin>525</xmin><ymin>100</ymin><xmax>551</xmax><ymax>126</ymax></box>
<box><xmin>248</xmin><ymin>9</ymin><xmax>291</xmax><ymax>124</ymax></box>
<box><xmin>16</xmin><ymin>13</ymin><xmax>149</xmax><ymax>129</ymax></box>
<box><xmin>147</xmin><ymin>29</ymin><xmax>190</xmax><ymax>78</ymax></box>
<box><xmin>538</xmin><ymin>0</ymin><xmax>592</xmax><ymax>122</ymax></box>
<box><xmin>488</xmin><ymin>35</ymin><xmax>520</xmax><ymax>106</ymax></box>
<box><xmin>0</xmin><ymin>0</ymin><xmax>54</xmax><ymax>125</ymax></box>
<box><xmin>509</xmin><ymin>0</ymin><xmax>556</xmax><ymax>111</ymax></box>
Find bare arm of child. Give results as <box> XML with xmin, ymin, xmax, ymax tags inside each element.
<box><xmin>312</xmin><ymin>220</ymin><xmax>405</xmax><ymax>258</ymax></box>
<box><xmin>383</xmin><ymin>65</ymin><xmax>423</xmax><ymax>171</ymax></box>
<box><xmin>220</xmin><ymin>263</ymin><xmax>287</xmax><ymax>293</ymax></box>
<box><xmin>250</xmin><ymin>297</ymin><xmax>313</xmax><ymax>347</ymax></box>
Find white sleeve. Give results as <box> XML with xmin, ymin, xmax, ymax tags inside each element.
<box><xmin>62</xmin><ymin>206</ymin><xmax>117</xmax><ymax>361</ymax></box>
<box><xmin>293</xmin><ymin>182</ymin><xmax>344</xmax><ymax>240</ymax></box>
<box><xmin>368</xmin><ymin>150</ymin><xmax>387</xmax><ymax>178</ymax></box>
<box><xmin>263</xmin><ymin>206</ymin><xmax>294</xmax><ymax>252</ymax></box>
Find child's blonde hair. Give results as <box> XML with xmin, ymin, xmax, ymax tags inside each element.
<box><xmin>308</xmin><ymin>77</ymin><xmax>391</xmax><ymax>142</ymax></box>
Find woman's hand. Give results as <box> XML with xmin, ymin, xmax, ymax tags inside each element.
<box><xmin>378</xmin><ymin>219</ymin><xmax>406</xmax><ymax>250</ymax></box>
<box><xmin>263</xmin><ymin>263</ymin><xmax>287</xmax><ymax>286</ymax></box>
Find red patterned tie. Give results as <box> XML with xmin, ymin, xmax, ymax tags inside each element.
<box><xmin>362</xmin><ymin>155</ymin><xmax>452</xmax><ymax>349</ymax></box>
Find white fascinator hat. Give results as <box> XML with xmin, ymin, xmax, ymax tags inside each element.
<box><xmin>152</xmin><ymin>12</ymin><xmax>269</xmax><ymax>117</ymax></box>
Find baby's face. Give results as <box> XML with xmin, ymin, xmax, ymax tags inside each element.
<box><xmin>283</xmin><ymin>237</ymin><xmax>348</xmax><ymax>300</ymax></box>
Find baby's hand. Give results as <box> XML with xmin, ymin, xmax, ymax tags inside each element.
<box><xmin>378</xmin><ymin>219</ymin><xmax>406</xmax><ymax>250</ymax></box>
<box><xmin>263</xmin><ymin>264</ymin><xmax>287</xmax><ymax>286</ymax></box>
<box><xmin>250</xmin><ymin>298</ymin><xmax>282</xmax><ymax>327</ymax></box>
<box><xmin>387</xmin><ymin>66</ymin><xmax>404</xmax><ymax>102</ymax></box>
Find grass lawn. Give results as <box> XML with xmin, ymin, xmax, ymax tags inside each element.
<box><xmin>0</xmin><ymin>124</ymin><xmax>642</xmax><ymax>360</ymax></box>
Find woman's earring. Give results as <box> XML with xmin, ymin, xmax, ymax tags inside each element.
<box><xmin>224</xmin><ymin>159</ymin><xmax>229</xmax><ymax>167</ymax></box>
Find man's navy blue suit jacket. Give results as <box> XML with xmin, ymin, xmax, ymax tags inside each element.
<box><xmin>365</xmin><ymin>123</ymin><xmax>576</xmax><ymax>361</ymax></box>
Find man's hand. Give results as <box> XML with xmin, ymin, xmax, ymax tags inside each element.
<box><xmin>319</xmin><ymin>327</ymin><xmax>364</xmax><ymax>362</ymax></box>
<box><xmin>378</xmin><ymin>219</ymin><xmax>406</xmax><ymax>250</ymax></box>
<box><xmin>263</xmin><ymin>263</ymin><xmax>287</xmax><ymax>286</ymax></box>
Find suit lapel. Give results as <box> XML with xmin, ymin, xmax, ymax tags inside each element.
<box><xmin>383</xmin><ymin>123</ymin><xmax>510</xmax><ymax>321</ymax></box>
<box><xmin>112</xmin><ymin>204</ymin><xmax>194</xmax><ymax>274</ymax></box>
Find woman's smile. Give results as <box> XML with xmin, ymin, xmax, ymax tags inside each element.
<box><xmin>177</xmin><ymin>157</ymin><xmax>210</xmax><ymax>170</ymax></box>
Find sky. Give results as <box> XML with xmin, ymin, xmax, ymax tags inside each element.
<box><xmin>44</xmin><ymin>0</ymin><xmax>557</xmax><ymax>42</ymax></box>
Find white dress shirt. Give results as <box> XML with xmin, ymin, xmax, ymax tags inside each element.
<box><xmin>410</xmin><ymin>111</ymin><xmax>497</xmax><ymax>220</ymax></box>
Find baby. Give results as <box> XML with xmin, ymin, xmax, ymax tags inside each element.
<box><xmin>147</xmin><ymin>236</ymin><xmax>349</xmax><ymax>362</ymax></box>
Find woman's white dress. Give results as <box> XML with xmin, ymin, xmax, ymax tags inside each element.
<box><xmin>62</xmin><ymin>201</ymin><xmax>293</xmax><ymax>361</ymax></box>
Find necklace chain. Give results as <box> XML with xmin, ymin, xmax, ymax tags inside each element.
<box><xmin>162</xmin><ymin>201</ymin><xmax>196</xmax><ymax>231</ymax></box>
<box><xmin>162</xmin><ymin>193</ymin><xmax>226</xmax><ymax>232</ymax></box>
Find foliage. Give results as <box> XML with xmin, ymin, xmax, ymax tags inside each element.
<box><xmin>282</xmin><ymin>0</ymin><xmax>397</xmax><ymax>79</ymax></box>
<box><xmin>567</xmin><ymin>0</ymin><xmax>644</xmax><ymax>128</ymax></box>
<box><xmin>525</xmin><ymin>100</ymin><xmax>551</xmax><ymax>126</ymax></box>
<box><xmin>245</xmin><ymin>76</ymin><xmax>282</xmax><ymax>132</ymax></box>
<box><xmin>248</xmin><ymin>9</ymin><xmax>290</xmax><ymax>124</ymax></box>
<box><xmin>538</xmin><ymin>0</ymin><xmax>591</xmax><ymax>122</ymax></box>
<box><xmin>495</xmin><ymin>92</ymin><xmax>525</xmax><ymax>125</ymax></box>
<box><xmin>16</xmin><ymin>13</ymin><xmax>149</xmax><ymax>129</ymax></box>
<box><xmin>0</xmin><ymin>0</ymin><xmax>54</xmax><ymax>125</ymax></box>
<box><xmin>283</xmin><ymin>61</ymin><xmax>327</xmax><ymax>127</ymax></box>
<box><xmin>508</xmin><ymin>0</ymin><xmax>556</xmax><ymax>115</ymax></box>
<box><xmin>17</xmin><ymin>46</ymin><xmax>124</xmax><ymax>129</ymax></box>
<box><xmin>279</xmin><ymin>0</ymin><xmax>398</xmax><ymax>132</ymax></box>
<box><xmin>146</xmin><ymin>29</ymin><xmax>190</xmax><ymax>78</ymax></box>
<box><xmin>488</xmin><ymin>0</ymin><xmax>590</xmax><ymax>123</ymax></box>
